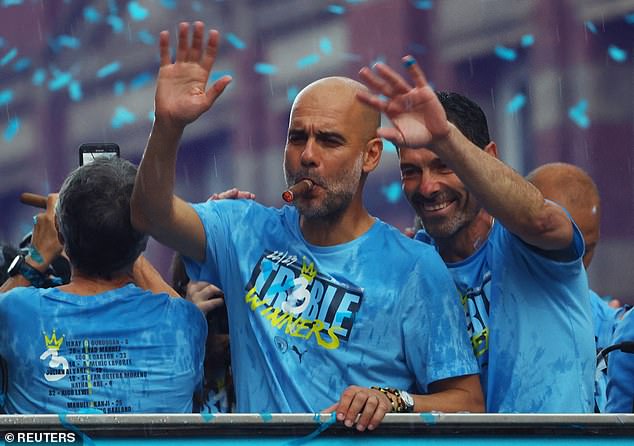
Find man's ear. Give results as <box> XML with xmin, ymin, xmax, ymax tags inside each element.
<box><xmin>484</xmin><ymin>141</ymin><xmax>498</xmax><ymax>159</ymax></box>
<box><xmin>362</xmin><ymin>137</ymin><xmax>383</xmax><ymax>173</ymax></box>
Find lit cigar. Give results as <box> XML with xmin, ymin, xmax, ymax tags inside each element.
<box><xmin>20</xmin><ymin>192</ymin><xmax>47</xmax><ymax>209</ymax></box>
<box><xmin>282</xmin><ymin>179</ymin><xmax>313</xmax><ymax>203</ymax></box>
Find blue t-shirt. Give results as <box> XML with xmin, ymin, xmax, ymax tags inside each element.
<box><xmin>0</xmin><ymin>284</ymin><xmax>206</xmax><ymax>414</ymax></box>
<box><xmin>590</xmin><ymin>289</ymin><xmax>619</xmax><ymax>412</ymax></box>
<box><xmin>416</xmin><ymin>221</ymin><xmax>594</xmax><ymax>413</ymax></box>
<box><xmin>606</xmin><ymin>308</ymin><xmax>634</xmax><ymax>413</ymax></box>
<box><xmin>184</xmin><ymin>200</ymin><xmax>478</xmax><ymax>413</ymax></box>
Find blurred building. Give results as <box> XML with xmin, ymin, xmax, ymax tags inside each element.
<box><xmin>0</xmin><ymin>0</ymin><xmax>632</xmax><ymax>301</ymax></box>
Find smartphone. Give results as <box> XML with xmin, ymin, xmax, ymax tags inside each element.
<box><xmin>78</xmin><ymin>143</ymin><xmax>120</xmax><ymax>166</ymax></box>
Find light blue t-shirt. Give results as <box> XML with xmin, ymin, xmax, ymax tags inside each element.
<box><xmin>184</xmin><ymin>200</ymin><xmax>478</xmax><ymax>413</ymax></box>
<box><xmin>606</xmin><ymin>308</ymin><xmax>634</xmax><ymax>413</ymax></box>
<box><xmin>590</xmin><ymin>289</ymin><xmax>619</xmax><ymax>412</ymax></box>
<box><xmin>0</xmin><ymin>284</ymin><xmax>206</xmax><ymax>414</ymax></box>
<box><xmin>416</xmin><ymin>221</ymin><xmax>594</xmax><ymax>413</ymax></box>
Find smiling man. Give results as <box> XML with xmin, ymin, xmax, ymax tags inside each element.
<box><xmin>131</xmin><ymin>22</ymin><xmax>482</xmax><ymax>429</ymax></box>
<box><xmin>358</xmin><ymin>58</ymin><xmax>594</xmax><ymax>413</ymax></box>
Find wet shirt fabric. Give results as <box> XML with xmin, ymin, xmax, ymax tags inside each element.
<box><xmin>0</xmin><ymin>284</ymin><xmax>206</xmax><ymax>414</ymax></box>
<box><xmin>184</xmin><ymin>199</ymin><xmax>478</xmax><ymax>413</ymax></box>
<box><xmin>416</xmin><ymin>221</ymin><xmax>594</xmax><ymax>413</ymax></box>
<box><xmin>606</xmin><ymin>308</ymin><xmax>634</xmax><ymax>413</ymax></box>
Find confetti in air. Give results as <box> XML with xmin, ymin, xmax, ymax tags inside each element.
<box><xmin>297</xmin><ymin>53</ymin><xmax>320</xmax><ymax>69</ymax></box>
<box><xmin>568</xmin><ymin>100</ymin><xmax>590</xmax><ymax>129</ymax></box>
<box><xmin>127</xmin><ymin>1</ymin><xmax>149</xmax><ymax>21</ymax></box>
<box><xmin>327</xmin><ymin>4</ymin><xmax>345</xmax><ymax>15</ymax></box>
<box><xmin>506</xmin><ymin>94</ymin><xmax>527</xmax><ymax>114</ymax></box>
<box><xmin>413</xmin><ymin>0</ymin><xmax>433</xmax><ymax>10</ymax></box>
<box><xmin>0</xmin><ymin>47</ymin><xmax>18</xmax><ymax>66</ymax></box>
<box><xmin>225</xmin><ymin>33</ymin><xmax>246</xmax><ymax>50</ymax></box>
<box><xmin>494</xmin><ymin>45</ymin><xmax>517</xmax><ymax>61</ymax></box>
<box><xmin>137</xmin><ymin>30</ymin><xmax>155</xmax><ymax>45</ymax></box>
<box><xmin>111</xmin><ymin>106</ymin><xmax>137</xmax><ymax>129</ymax></box>
<box><xmin>12</xmin><ymin>57</ymin><xmax>30</xmax><ymax>72</ymax></box>
<box><xmin>319</xmin><ymin>37</ymin><xmax>333</xmax><ymax>55</ymax></box>
<box><xmin>107</xmin><ymin>15</ymin><xmax>124</xmax><ymax>33</ymax></box>
<box><xmin>32</xmin><ymin>69</ymin><xmax>46</xmax><ymax>86</ymax></box>
<box><xmin>3</xmin><ymin>117</ymin><xmax>20</xmax><ymax>142</ymax></box>
<box><xmin>585</xmin><ymin>21</ymin><xmax>598</xmax><ymax>34</ymax></box>
<box><xmin>520</xmin><ymin>34</ymin><xmax>534</xmax><ymax>47</ymax></box>
<box><xmin>0</xmin><ymin>89</ymin><xmax>13</xmax><ymax>107</ymax></box>
<box><xmin>254</xmin><ymin>63</ymin><xmax>278</xmax><ymax>75</ymax></box>
<box><xmin>287</xmin><ymin>86</ymin><xmax>299</xmax><ymax>104</ymax></box>
<box><xmin>381</xmin><ymin>182</ymin><xmax>402</xmax><ymax>204</ymax></box>
<box><xmin>83</xmin><ymin>6</ymin><xmax>102</xmax><ymax>23</ymax></box>
<box><xmin>97</xmin><ymin>61</ymin><xmax>121</xmax><ymax>78</ymax></box>
<box><xmin>68</xmin><ymin>81</ymin><xmax>82</xmax><ymax>102</ymax></box>
<box><xmin>48</xmin><ymin>71</ymin><xmax>73</xmax><ymax>91</ymax></box>
<box><xmin>607</xmin><ymin>45</ymin><xmax>628</xmax><ymax>62</ymax></box>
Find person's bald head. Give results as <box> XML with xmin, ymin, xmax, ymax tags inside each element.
<box><xmin>527</xmin><ymin>162</ymin><xmax>600</xmax><ymax>269</ymax></box>
<box><xmin>291</xmin><ymin>76</ymin><xmax>380</xmax><ymax>144</ymax></box>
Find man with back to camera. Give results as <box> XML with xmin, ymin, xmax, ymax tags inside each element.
<box><xmin>131</xmin><ymin>21</ymin><xmax>483</xmax><ymax>430</ymax></box>
<box><xmin>0</xmin><ymin>157</ymin><xmax>206</xmax><ymax>413</ymax></box>
<box><xmin>527</xmin><ymin>162</ymin><xmax>626</xmax><ymax>412</ymax></box>
<box><xmin>357</xmin><ymin>57</ymin><xmax>595</xmax><ymax>412</ymax></box>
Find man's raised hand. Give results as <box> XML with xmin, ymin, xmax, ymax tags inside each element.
<box><xmin>357</xmin><ymin>56</ymin><xmax>450</xmax><ymax>149</ymax></box>
<box><xmin>155</xmin><ymin>21</ymin><xmax>232</xmax><ymax>131</ymax></box>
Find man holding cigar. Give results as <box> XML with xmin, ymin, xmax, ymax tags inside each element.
<box><xmin>356</xmin><ymin>58</ymin><xmax>594</xmax><ymax>412</ymax></box>
<box><xmin>131</xmin><ymin>21</ymin><xmax>482</xmax><ymax>429</ymax></box>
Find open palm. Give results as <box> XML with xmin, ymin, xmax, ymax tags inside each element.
<box><xmin>154</xmin><ymin>22</ymin><xmax>231</xmax><ymax>130</ymax></box>
<box><xmin>358</xmin><ymin>57</ymin><xmax>450</xmax><ymax>149</ymax></box>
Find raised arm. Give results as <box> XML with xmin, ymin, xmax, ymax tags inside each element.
<box><xmin>130</xmin><ymin>22</ymin><xmax>232</xmax><ymax>262</ymax></box>
<box><xmin>357</xmin><ymin>57</ymin><xmax>573</xmax><ymax>252</ymax></box>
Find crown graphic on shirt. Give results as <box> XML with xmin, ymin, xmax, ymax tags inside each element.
<box><xmin>300</xmin><ymin>258</ymin><xmax>317</xmax><ymax>283</ymax></box>
<box><xmin>43</xmin><ymin>329</ymin><xmax>64</xmax><ymax>351</ymax></box>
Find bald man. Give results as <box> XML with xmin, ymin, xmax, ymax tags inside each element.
<box><xmin>527</xmin><ymin>162</ymin><xmax>620</xmax><ymax>412</ymax></box>
<box><xmin>131</xmin><ymin>22</ymin><xmax>482</xmax><ymax>428</ymax></box>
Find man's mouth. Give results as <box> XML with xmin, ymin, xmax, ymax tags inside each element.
<box><xmin>423</xmin><ymin>200</ymin><xmax>453</xmax><ymax>212</ymax></box>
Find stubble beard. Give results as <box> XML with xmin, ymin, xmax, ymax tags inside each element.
<box><xmin>284</xmin><ymin>155</ymin><xmax>364</xmax><ymax>220</ymax></box>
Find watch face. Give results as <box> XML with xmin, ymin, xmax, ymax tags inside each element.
<box><xmin>401</xmin><ymin>390</ymin><xmax>414</xmax><ymax>408</ymax></box>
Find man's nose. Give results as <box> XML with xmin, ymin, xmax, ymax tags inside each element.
<box><xmin>300</xmin><ymin>137</ymin><xmax>319</xmax><ymax>168</ymax></box>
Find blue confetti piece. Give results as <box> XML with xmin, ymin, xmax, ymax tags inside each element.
<box><xmin>0</xmin><ymin>47</ymin><xmax>18</xmax><ymax>66</ymax></box>
<box><xmin>32</xmin><ymin>68</ymin><xmax>46</xmax><ymax>86</ymax></box>
<box><xmin>137</xmin><ymin>29</ymin><xmax>155</xmax><ymax>45</ymax></box>
<box><xmin>68</xmin><ymin>80</ymin><xmax>82</xmax><ymax>102</ymax></box>
<box><xmin>625</xmin><ymin>13</ymin><xmax>634</xmax><ymax>25</ymax></box>
<box><xmin>191</xmin><ymin>0</ymin><xmax>202</xmax><ymax>12</ymax></box>
<box><xmin>113</xmin><ymin>81</ymin><xmax>125</xmax><ymax>96</ymax></box>
<box><xmin>160</xmin><ymin>0</ymin><xmax>177</xmax><ymax>9</ymax></box>
<box><xmin>494</xmin><ymin>45</ymin><xmax>517</xmax><ymax>61</ymax></box>
<box><xmin>297</xmin><ymin>53</ymin><xmax>320</xmax><ymax>69</ymax></box>
<box><xmin>57</xmin><ymin>35</ymin><xmax>80</xmax><ymax>49</ymax></box>
<box><xmin>127</xmin><ymin>1</ymin><xmax>149</xmax><ymax>21</ymax></box>
<box><xmin>225</xmin><ymin>33</ymin><xmax>246</xmax><ymax>50</ymax></box>
<box><xmin>210</xmin><ymin>70</ymin><xmax>233</xmax><ymax>82</ymax></box>
<box><xmin>200</xmin><ymin>413</ymin><xmax>215</xmax><ymax>422</ymax></box>
<box><xmin>130</xmin><ymin>71</ymin><xmax>153</xmax><ymax>90</ymax></box>
<box><xmin>48</xmin><ymin>71</ymin><xmax>72</xmax><ymax>91</ymax></box>
<box><xmin>506</xmin><ymin>93</ymin><xmax>526</xmax><ymax>114</ymax></box>
<box><xmin>260</xmin><ymin>413</ymin><xmax>273</xmax><ymax>422</ymax></box>
<box><xmin>111</xmin><ymin>106</ymin><xmax>136</xmax><ymax>129</ymax></box>
<box><xmin>608</xmin><ymin>44</ymin><xmax>628</xmax><ymax>63</ymax></box>
<box><xmin>413</xmin><ymin>0</ymin><xmax>433</xmax><ymax>9</ymax></box>
<box><xmin>12</xmin><ymin>57</ymin><xmax>30</xmax><ymax>72</ymax></box>
<box><xmin>108</xmin><ymin>0</ymin><xmax>118</xmax><ymax>15</ymax></box>
<box><xmin>568</xmin><ymin>100</ymin><xmax>590</xmax><ymax>129</ymax></box>
<box><xmin>107</xmin><ymin>15</ymin><xmax>124</xmax><ymax>33</ymax></box>
<box><xmin>585</xmin><ymin>21</ymin><xmax>598</xmax><ymax>34</ymax></box>
<box><xmin>0</xmin><ymin>89</ymin><xmax>13</xmax><ymax>106</ymax></box>
<box><xmin>97</xmin><ymin>61</ymin><xmax>121</xmax><ymax>78</ymax></box>
<box><xmin>254</xmin><ymin>63</ymin><xmax>278</xmax><ymax>75</ymax></box>
<box><xmin>382</xmin><ymin>138</ymin><xmax>397</xmax><ymax>153</ymax></box>
<box><xmin>287</xmin><ymin>85</ymin><xmax>299</xmax><ymax>104</ymax></box>
<box><xmin>419</xmin><ymin>412</ymin><xmax>437</xmax><ymax>424</ymax></box>
<box><xmin>4</xmin><ymin>117</ymin><xmax>20</xmax><ymax>142</ymax></box>
<box><xmin>83</xmin><ymin>6</ymin><xmax>101</xmax><ymax>23</ymax></box>
<box><xmin>327</xmin><ymin>4</ymin><xmax>345</xmax><ymax>14</ymax></box>
<box><xmin>520</xmin><ymin>34</ymin><xmax>534</xmax><ymax>47</ymax></box>
<box><xmin>381</xmin><ymin>181</ymin><xmax>402</xmax><ymax>204</ymax></box>
<box><xmin>2</xmin><ymin>0</ymin><xmax>23</xmax><ymax>6</ymax></box>
<box><xmin>319</xmin><ymin>37</ymin><xmax>333</xmax><ymax>55</ymax></box>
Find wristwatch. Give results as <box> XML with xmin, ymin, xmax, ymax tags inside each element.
<box><xmin>399</xmin><ymin>389</ymin><xmax>415</xmax><ymax>413</ymax></box>
<box><xmin>7</xmin><ymin>254</ymin><xmax>48</xmax><ymax>287</ymax></box>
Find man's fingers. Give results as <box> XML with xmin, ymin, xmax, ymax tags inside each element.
<box><xmin>335</xmin><ymin>387</ymin><xmax>355</xmax><ymax>421</ymax></box>
<box><xmin>201</xmin><ymin>29</ymin><xmax>220</xmax><ymax>72</ymax></box>
<box><xmin>321</xmin><ymin>403</ymin><xmax>338</xmax><ymax>413</ymax></box>
<box><xmin>175</xmin><ymin>22</ymin><xmax>189</xmax><ymax>63</ymax></box>
<box><xmin>45</xmin><ymin>193</ymin><xmax>58</xmax><ymax>216</ymax></box>
<box><xmin>358</xmin><ymin>66</ymin><xmax>393</xmax><ymax>98</ymax></box>
<box><xmin>197</xmin><ymin>297</ymin><xmax>224</xmax><ymax>314</ymax></box>
<box><xmin>376</xmin><ymin>127</ymin><xmax>405</xmax><ymax>146</ymax></box>
<box><xmin>355</xmin><ymin>90</ymin><xmax>388</xmax><ymax>113</ymax></box>
<box><xmin>186</xmin><ymin>281</ymin><xmax>208</xmax><ymax>295</ymax></box>
<box><xmin>402</xmin><ymin>55</ymin><xmax>429</xmax><ymax>89</ymax></box>
<box><xmin>159</xmin><ymin>31</ymin><xmax>171</xmax><ymax>66</ymax></box>
<box><xmin>367</xmin><ymin>401</ymin><xmax>389</xmax><ymax>431</ymax></box>
<box><xmin>374</xmin><ymin>62</ymin><xmax>412</xmax><ymax>95</ymax></box>
<box><xmin>344</xmin><ymin>392</ymin><xmax>367</xmax><ymax>428</ymax></box>
<box><xmin>355</xmin><ymin>395</ymin><xmax>379</xmax><ymax>432</ymax></box>
<box><xmin>188</xmin><ymin>21</ymin><xmax>205</xmax><ymax>62</ymax></box>
<box><xmin>206</xmin><ymin>75</ymin><xmax>232</xmax><ymax>105</ymax></box>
